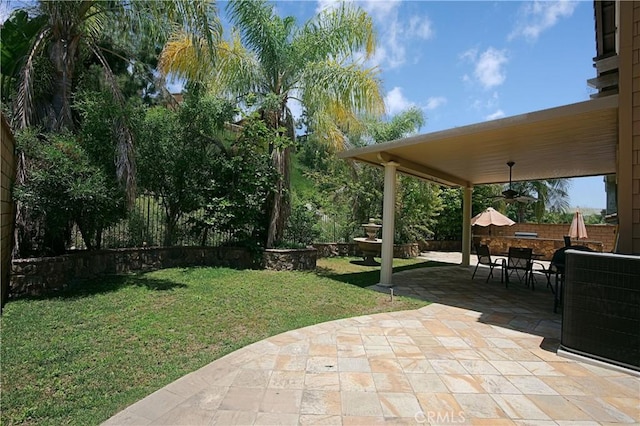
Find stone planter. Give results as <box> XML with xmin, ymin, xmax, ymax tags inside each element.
<box><xmin>262</xmin><ymin>248</ymin><xmax>317</xmax><ymax>271</ymax></box>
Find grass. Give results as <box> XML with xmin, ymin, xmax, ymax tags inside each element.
<box><xmin>1</xmin><ymin>257</ymin><xmax>438</xmax><ymax>425</ymax></box>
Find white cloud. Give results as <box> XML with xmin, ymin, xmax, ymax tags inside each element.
<box><xmin>485</xmin><ymin>109</ymin><xmax>505</xmax><ymax>120</ymax></box>
<box><xmin>384</xmin><ymin>88</ymin><xmax>446</xmax><ymax>117</ymax></box>
<box><xmin>408</xmin><ymin>16</ymin><xmax>434</xmax><ymax>40</ymax></box>
<box><xmin>360</xmin><ymin>0</ymin><xmax>402</xmax><ymax>21</ymax></box>
<box><xmin>317</xmin><ymin>0</ymin><xmax>433</xmax><ymax>71</ymax></box>
<box><xmin>315</xmin><ymin>0</ymin><xmax>346</xmax><ymax>13</ymax></box>
<box><xmin>460</xmin><ymin>48</ymin><xmax>478</xmax><ymax>62</ymax></box>
<box><xmin>509</xmin><ymin>0</ymin><xmax>578</xmax><ymax>42</ymax></box>
<box><xmin>473</xmin><ymin>47</ymin><xmax>508</xmax><ymax>89</ymax></box>
<box><xmin>424</xmin><ymin>96</ymin><xmax>447</xmax><ymax>110</ymax></box>
<box><xmin>384</xmin><ymin>87</ymin><xmax>415</xmax><ymax>116</ymax></box>
<box><xmin>371</xmin><ymin>19</ymin><xmax>407</xmax><ymax>69</ymax></box>
<box><xmin>470</xmin><ymin>92</ymin><xmax>500</xmax><ymax>112</ymax></box>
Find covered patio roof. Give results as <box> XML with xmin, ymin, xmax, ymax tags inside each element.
<box><xmin>339</xmin><ymin>95</ymin><xmax>619</xmax><ymax>187</ymax></box>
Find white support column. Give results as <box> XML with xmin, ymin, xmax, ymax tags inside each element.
<box><xmin>461</xmin><ymin>186</ymin><xmax>473</xmax><ymax>267</ymax></box>
<box><xmin>380</xmin><ymin>161</ymin><xmax>398</xmax><ymax>286</ymax></box>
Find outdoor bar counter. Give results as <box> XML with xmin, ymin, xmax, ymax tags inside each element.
<box><xmin>474</xmin><ymin>235</ymin><xmax>603</xmax><ymax>261</ymax></box>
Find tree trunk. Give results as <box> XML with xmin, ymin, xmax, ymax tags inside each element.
<box><xmin>165</xmin><ymin>205</ymin><xmax>181</xmax><ymax>247</ymax></box>
<box><xmin>517</xmin><ymin>204</ymin><xmax>525</xmax><ymax>223</ymax></box>
<box><xmin>266</xmin><ymin>146</ymin><xmax>290</xmax><ymax>248</ymax></box>
<box><xmin>49</xmin><ymin>34</ymin><xmax>80</xmax><ymax>130</ymax></box>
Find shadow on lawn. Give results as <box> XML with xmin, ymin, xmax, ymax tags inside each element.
<box><xmin>316</xmin><ymin>260</ymin><xmax>451</xmax><ymax>288</ymax></box>
<box><xmin>11</xmin><ymin>273</ymin><xmax>187</xmax><ymax>302</ymax></box>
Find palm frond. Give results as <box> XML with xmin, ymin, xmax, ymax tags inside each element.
<box><xmin>307</xmin><ymin>108</ymin><xmax>349</xmax><ymax>152</ymax></box>
<box><xmin>226</xmin><ymin>0</ymin><xmax>275</xmax><ymax>53</ymax></box>
<box><xmin>14</xmin><ymin>27</ymin><xmax>50</xmax><ymax>130</ymax></box>
<box><xmin>88</xmin><ymin>42</ymin><xmax>136</xmax><ymax>206</ymax></box>
<box><xmin>301</xmin><ymin>60</ymin><xmax>385</xmax><ymax>118</ymax></box>
<box><xmin>207</xmin><ymin>33</ymin><xmax>263</xmax><ymax>100</ymax></box>
<box><xmin>296</xmin><ymin>3</ymin><xmax>376</xmax><ymax>62</ymax></box>
<box><xmin>159</xmin><ymin>31</ymin><xmax>215</xmax><ymax>82</ymax></box>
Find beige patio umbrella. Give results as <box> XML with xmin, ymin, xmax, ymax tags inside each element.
<box><xmin>568</xmin><ymin>210</ymin><xmax>588</xmax><ymax>240</ymax></box>
<box><xmin>471</xmin><ymin>207</ymin><xmax>515</xmax><ymax>227</ymax></box>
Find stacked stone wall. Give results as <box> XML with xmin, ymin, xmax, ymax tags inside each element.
<box><xmin>262</xmin><ymin>249</ymin><xmax>317</xmax><ymax>271</ymax></box>
<box><xmin>313</xmin><ymin>243</ymin><xmax>419</xmax><ymax>259</ymax></box>
<box><xmin>10</xmin><ymin>247</ymin><xmax>256</xmax><ymax>298</ymax></box>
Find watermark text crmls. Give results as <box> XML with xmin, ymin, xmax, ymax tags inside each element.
<box><xmin>414</xmin><ymin>410</ymin><xmax>467</xmax><ymax>424</ymax></box>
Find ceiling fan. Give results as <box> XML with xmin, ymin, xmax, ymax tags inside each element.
<box><xmin>494</xmin><ymin>161</ymin><xmax>538</xmax><ymax>203</ymax></box>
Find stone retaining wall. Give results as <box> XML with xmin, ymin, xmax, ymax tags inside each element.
<box><xmin>263</xmin><ymin>248</ymin><xmax>317</xmax><ymax>271</ymax></box>
<box><xmin>313</xmin><ymin>243</ymin><xmax>419</xmax><ymax>259</ymax></box>
<box><xmin>10</xmin><ymin>246</ymin><xmax>260</xmax><ymax>298</ymax></box>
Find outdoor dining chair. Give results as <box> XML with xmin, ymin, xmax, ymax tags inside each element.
<box><xmin>548</xmin><ymin>245</ymin><xmax>595</xmax><ymax>313</ymax></box>
<box><xmin>504</xmin><ymin>247</ymin><xmax>533</xmax><ymax>288</ymax></box>
<box><xmin>472</xmin><ymin>244</ymin><xmax>505</xmax><ymax>283</ymax></box>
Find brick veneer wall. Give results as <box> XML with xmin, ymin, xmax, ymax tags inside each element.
<box><xmin>473</xmin><ymin>223</ymin><xmax>618</xmax><ymax>252</ymax></box>
<box><xmin>1</xmin><ymin>114</ymin><xmax>15</xmax><ymax>311</ymax></box>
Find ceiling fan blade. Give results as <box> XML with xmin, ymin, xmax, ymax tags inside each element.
<box><xmin>514</xmin><ymin>195</ymin><xmax>538</xmax><ymax>203</ymax></box>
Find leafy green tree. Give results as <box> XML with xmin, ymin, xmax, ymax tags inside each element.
<box><xmin>0</xmin><ymin>10</ymin><xmax>47</xmax><ymax>110</ymax></box>
<box><xmin>431</xmin><ymin>188</ymin><xmax>463</xmax><ymax>241</ymax></box>
<box><xmin>3</xmin><ymin>0</ymin><xmax>221</xmax><ymax>201</ymax></box>
<box><xmin>347</xmin><ymin>108</ymin><xmax>441</xmax><ymax>243</ymax></box>
<box><xmin>159</xmin><ymin>0</ymin><xmax>384</xmax><ymax>247</ymax></box>
<box><xmin>301</xmin><ymin>107</ymin><xmax>442</xmax><ymax>243</ymax></box>
<box><xmin>506</xmin><ymin>179</ymin><xmax>570</xmax><ymax>223</ymax></box>
<box><xmin>195</xmin><ymin>115</ymin><xmax>279</xmax><ymax>246</ymax></box>
<box><xmin>13</xmin><ymin>129</ymin><xmax>125</xmax><ymax>255</ymax></box>
<box><xmin>137</xmin><ymin>91</ymin><xmax>236</xmax><ymax>246</ymax></box>
<box><xmin>284</xmin><ymin>202</ymin><xmax>322</xmax><ymax>247</ymax></box>
<box><xmin>432</xmin><ymin>185</ymin><xmax>504</xmax><ymax>240</ymax></box>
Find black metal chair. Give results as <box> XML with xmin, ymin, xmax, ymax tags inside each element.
<box><xmin>504</xmin><ymin>247</ymin><xmax>533</xmax><ymax>288</ymax></box>
<box><xmin>550</xmin><ymin>245</ymin><xmax>595</xmax><ymax>313</ymax></box>
<box><xmin>472</xmin><ymin>244</ymin><xmax>505</xmax><ymax>283</ymax></box>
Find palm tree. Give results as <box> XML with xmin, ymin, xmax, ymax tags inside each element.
<box><xmin>159</xmin><ymin>0</ymin><xmax>384</xmax><ymax>247</ymax></box>
<box><xmin>509</xmin><ymin>179</ymin><xmax>570</xmax><ymax>223</ymax></box>
<box><xmin>4</xmin><ymin>0</ymin><xmax>221</xmax><ymax>203</ymax></box>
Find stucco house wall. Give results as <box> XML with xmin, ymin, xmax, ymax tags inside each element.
<box><xmin>1</xmin><ymin>114</ymin><xmax>16</xmax><ymax>311</ymax></box>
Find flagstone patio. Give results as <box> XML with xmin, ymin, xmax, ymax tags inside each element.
<box><xmin>103</xmin><ymin>259</ymin><xmax>639</xmax><ymax>425</ymax></box>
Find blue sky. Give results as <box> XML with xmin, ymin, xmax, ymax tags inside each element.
<box><xmin>0</xmin><ymin>0</ymin><xmax>606</xmax><ymax>209</ymax></box>
<box><xmin>272</xmin><ymin>0</ymin><xmax>605</xmax><ymax>210</ymax></box>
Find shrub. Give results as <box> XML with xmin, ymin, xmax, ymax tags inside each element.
<box><xmin>13</xmin><ymin>129</ymin><xmax>125</xmax><ymax>255</ymax></box>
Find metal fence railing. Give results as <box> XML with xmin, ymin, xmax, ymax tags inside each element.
<box><xmin>69</xmin><ymin>194</ymin><xmax>238</xmax><ymax>250</ymax></box>
<box><xmin>312</xmin><ymin>214</ymin><xmax>363</xmax><ymax>244</ymax></box>
<box><xmin>68</xmin><ymin>196</ymin><xmax>377</xmax><ymax>250</ymax></box>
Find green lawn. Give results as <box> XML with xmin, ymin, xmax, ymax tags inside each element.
<box><xmin>1</xmin><ymin>257</ymin><xmax>436</xmax><ymax>425</ymax></box>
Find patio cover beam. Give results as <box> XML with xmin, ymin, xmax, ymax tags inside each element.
<box><xmin>339</xmin><ymin>95</ymin><xmax>619</xmax><ymax>187</ymax></box>
<box><xmin>339</xmin><ymin>96</ymin><xmax>619</xmax><ymax>284</ymax></box>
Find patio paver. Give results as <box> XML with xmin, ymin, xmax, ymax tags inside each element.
<box><xmin>103</xmin><ymin>257</ymin><xmax>639</xmax><ymax>425</ymax></box>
